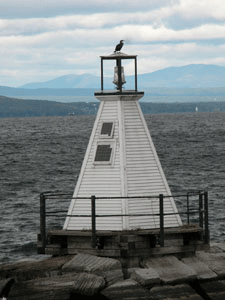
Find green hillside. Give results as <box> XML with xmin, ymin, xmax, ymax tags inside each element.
<box><xmin>1</xmin><ymin>95</ymin><xmax>225</xmax><ymax>118</ymax></box>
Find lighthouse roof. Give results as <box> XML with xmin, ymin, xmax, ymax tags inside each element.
<box><xmin>100</xmin><ymin>52</ymin><xmax>137</xmax><ymax>60</ymax></box>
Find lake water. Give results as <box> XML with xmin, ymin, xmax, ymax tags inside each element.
<box><xmin>0</xmin><ymin>111</ymin><xmax>225</xmax><ymax>264</ymax></box>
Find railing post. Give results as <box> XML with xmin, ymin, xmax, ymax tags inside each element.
<box><xmin>204</xmin><ymin>191</ymin><xmax>210</xmax><ymax>244</ymax></box>
<box><xmin>187</xmin><ymin>193</ymin><xmax>190</xmax><ymax>225</ymax></box>
<box><xmin>91</xmin><ymin>195</ymin><xmax>97</xmax><ymax>248</ymax></box>
<box><xmin>199</xmin><ymin>192</ymin><xmax>203</xmax><ymax>228</ymax></box>
<box><xmin>40</xmin><ymin>193</ymin><xmax>46</xmax><ymax>252</ymax></box>
<box><xmin>159</xmin><ymin>194</ymin><xmax>164</xmax><ymax>247</ymax></box>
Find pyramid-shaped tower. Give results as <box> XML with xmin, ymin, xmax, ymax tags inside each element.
<box><xmin>64</xmin><ymin>53</ymin><xmax>182</xmax><ymax>231</ymax></box>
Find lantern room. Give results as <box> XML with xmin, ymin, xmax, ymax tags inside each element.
<box><xmin>95</xmin><ymin>52</ymin><xmax>143</xmax><ymax>95</ymax></box>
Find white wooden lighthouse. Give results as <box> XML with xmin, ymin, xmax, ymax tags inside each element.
<box><xmin>63</xmin><ymin>52</ymin><xmax>182</xmax><ymax>232</ymax></box>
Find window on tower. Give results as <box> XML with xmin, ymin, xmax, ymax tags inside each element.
<box><xmin>94</xmin><ymin>144</ymin><xmax>112</xmax><ymax>162</ymax></box>
<box><xmin>100</xmin><ymin>122</ymin><xmax>114</xmax><ymax>137</ymax></box>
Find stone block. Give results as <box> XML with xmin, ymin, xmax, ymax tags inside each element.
<box><xmin>210</xmin><ymin>243</ymin><xmax>225</xmax><ymax>253</ymax></box>
<box><xmin>101</xmin><ymin>279</ymin><xmax>151</xmax><ymax>299</ymax></box>
<box><xmin>182</xmin><ymin>256</ymin><xmax>217</xmax><ymax>280</ymax></box>
<box><xmin>9</xmin><ymin>273</ymin><xmax>81</xmax><ymax>300</ymax></box>
<box><xmin>72</xmin><ymin>272</ymin><xmax>105</xmax><ymax>296</ymax></box>
<box><xmin>0</xmin><ymin>256</ymin><xmax>74</xmax><ymax>281</ymax></box>
<box><xmin>149</xmin><ymin>284</ymin><xmax>202</xmax><ymax>300</ymax></box>
<box><xmin>200</xmin><ymin>280</ymin><xmax>225</xmax><ymax>300</ymax></box>
<box><xmin>142</xmin><ymin>255</ymin><xmax>197</xmax><ymax>284</ymax></box>
<box><xmin>130</xmin><ymin>268</ymin><xmax>160</xmax><ymax>288</ymax></box>
<box><xmin>196</xmin><ymin>251</ymin><xmax>225</xmax><ymax>277</ymax></box>
<box><xmin>62</xmin><ymin>253</ymin><xmax>123</xmax><ymax>285</ymax></box>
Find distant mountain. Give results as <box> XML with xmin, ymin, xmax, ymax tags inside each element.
<box><xmin>20</xmin><ymin>74</ymin><xmax>101</xmax><ymax>89</ymax></box>
<box><xmin>19</xmin><ymin>64</ymin><xmax>225</xmax><ymax>89</ymax></box>
<box><xmin>139</xmin><ymin>64</ymin><xmax>225</xmax><ymax>88</ymax></box>
<box><xmin>1</xmin><ymin>64</ymin><xmax>225</xmax><ymax>103</ymax></box>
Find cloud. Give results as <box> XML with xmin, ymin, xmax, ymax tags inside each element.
<box><xmin>0</xmin><ymin>0</ymin><xmax>177</xmax><ymax>18</ymax></box>
<box><xmin>1</xmin><ymin>0</ymin><xmax>225</xmax><ymax>86</ymax></box>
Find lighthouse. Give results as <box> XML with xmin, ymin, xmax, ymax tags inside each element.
<box><xmin>63</xmin><ymin>51</ymin><xmax>182</xmax><ymax>231</ymax></box>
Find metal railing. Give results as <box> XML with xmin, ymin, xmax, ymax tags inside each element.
<box><xmin>39</xmin><ymin>191</ymin><xmax>209</xmax><ymax>251</ymax></box>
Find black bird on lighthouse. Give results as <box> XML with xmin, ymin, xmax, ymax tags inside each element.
<box><xmin>114</xmin><ymin>40</ymin><xmax>124</xmax><ymax>53</ymax></box>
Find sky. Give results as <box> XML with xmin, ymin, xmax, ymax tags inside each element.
<box><xmin>1</xmin><ymin>0</ymin><xmax>225</xmax><ymax>87</ymax></box>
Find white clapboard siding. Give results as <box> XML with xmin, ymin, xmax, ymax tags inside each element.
<box><xmin>122</xmin><ymin>100</ymin><xmax>181</xmax><ymax>229</ymax></box>
<box><xmin>64</xmin><ymin>94</ymin><xmax>182</xmax><ymax>231</ymax></box>
<box><xmin>64</xmin><ymin>99</ymin><xmax>125</xmax><ymax>230</ymax></box>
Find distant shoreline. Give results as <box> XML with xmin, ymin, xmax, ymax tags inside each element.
<box><xmin>1</xmin><ymin>95</ymin><xmax>225</xmax><ymax>118</ymax></box>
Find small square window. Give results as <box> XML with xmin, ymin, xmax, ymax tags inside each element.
<box><xmin>94</xmin><ymin>144</ymin><xmax>112</xmax><ymax>162</ymax></box>
<box><xmin>101</xmin><ymin>122</ymin><xmax>113</xmax><ymax>137</ymax></box>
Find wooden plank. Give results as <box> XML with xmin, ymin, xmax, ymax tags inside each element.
<box><xmin>47</xmin><ymin>225</ymin><xmax>203</xmax><ymax>238</ymax></box>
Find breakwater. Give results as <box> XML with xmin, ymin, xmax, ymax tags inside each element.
<box><xmin>1</xmin><ymin>243</ymin><xmax>225</xmax><ymax>299</ymax></box>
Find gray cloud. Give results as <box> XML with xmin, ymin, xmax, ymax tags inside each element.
<box><xmin>0</xmin><ymin>0</ymin><xmax>177</xmax><ymax>18</ymax></box>
<box><xmin>1</xmin><ymin>0</ymin><xmax>225</xmax><ymax>86</ymax></box>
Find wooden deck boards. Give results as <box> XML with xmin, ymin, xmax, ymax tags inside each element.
<box><xmin>47</xmin><ymin>225</ymin><xmax>203</xmax><ymax>237</ymax></box>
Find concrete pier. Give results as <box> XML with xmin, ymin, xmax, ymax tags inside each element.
<box><xmin>1</xmin><ymin>243</ymin><xmax>225</xmax><ymax>299</ymax></box>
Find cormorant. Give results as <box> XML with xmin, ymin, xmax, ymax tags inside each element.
<box><xmin>114</xmin><ymin>40</ymin><xmax>124</xmax><ymax>53</ymax></box>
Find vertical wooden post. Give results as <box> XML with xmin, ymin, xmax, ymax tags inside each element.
<box><xmin>199</xmin><ymin>192</ymin><xmax>203</xmax><ymax>228</ymax></box>
<box><xmin>91</xmin><ymin>195</ymin><xmax>97</xmax><ymax>248</ymax></box>
<box><xmin>159</xmin><ymin>194</ymin><xmax>164</xmax><ymax>247</ymax></box>
<box><xmin>204</xmin><ymin>191</ymin><xmax>210</xmax><ymax>244</ymax></box>
<box><xmin>40</xmin><ymin>193</ymin><xmax>46</xmax><ymax>252</ymax></box>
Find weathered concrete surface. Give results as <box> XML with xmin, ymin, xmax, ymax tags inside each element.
<box><xmin>0</xmin><ymin>256</ymin><xmax>74</xmax><ymax>282</ymax></box>
<box><xmin>9</xmin><ymin>272</ymin><xmax>105</xmax><ymax>300</ymax></box>
<box><xmin>149</xmin><ymin>284</ymin><xmax>203</xmax><ymax>300</ymax></box>
<box><xmin>142</xmin><ymin>255</ymin><xmax>197</xmax><ymax>284</ymax></box>
<box><xmin>182</xmin><ymin>256</ymin><xmax>217</xmax><ymax>280</ymax></box>
<box><xmin>129</xmin><ymin>268</ymin><xmax>160</xmax><ymax>288</ymax></box>
<box><xmin>200</xmin><ymin>280</ymin><xmax>225</xmax><ymax>300</ymax></box>
<box><xmin>101</xmin><ymin>279</ymin><xmax>152</xmax><ymax>300</ymax></box>
<box><xmin>196</xmin><ymin>251</ymin><xmax>225</xmax><ymax>277</ymax></box>
<box><xmin>62</xmin><ymin>253</ymin><xmax>124</xmax><ymax>285</ymax></box>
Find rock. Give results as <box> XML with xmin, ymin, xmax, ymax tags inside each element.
<box><xmin>71</xmin><ymin>272</ymin><xmax>105</xmax><ymax>296</ymax></box>
<box><xmin>142</xmin><ymin>255</ymin><xmax>197</xmax><ymax>284</ymax></box>
<box><xmin>62</xmin><ymin>253</ymin><xmax>124</xmax><ymax>285</ymax></box>
<box><xmin>129</xmin><ymin>268</ymin><xmax>160</xmax><ymax>288</ymax></box>
<box><xmin>182</xmin><ymin>256</ymin><xmax>217</xmax><ymax>280</ymax></box>
<box><xmin>196</xmin><ymin>251</ymin><xmax>225</xmax><ymax>277</ymax></box>
<box><xmin>9</xmin><ymin>272</ymin><xmax>105</xmax><ymax>300</ymax></box>
<box><xmin>200</xmin><ymin>280</ymin><xmax>225</xmax><ymax>300</ymax></box>
<box><xmin>101</xmin><ymin>279</ymin><xmax>151</xmax><ymax>299</ymax></box>
<box><xmin>0</xmin><ymin>255</ymin><xmax>74</xmax><ymax>282</ymax></box>
<box><xmin>9</xmin><ymin>273</ymin><xmax>76</xmax><ymax>300</ymax></box>
<box><xmin>149</xmin><ymin>284</ymin><xmax>203</xmax><ymax>300</ymax></box>
<box><xmin>210</xmin><ymin>243</ymin><xmax>225</xmax><ymax>253</ymax></box>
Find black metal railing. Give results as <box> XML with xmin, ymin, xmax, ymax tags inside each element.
<box><xmin>39</xmin><ymin>191</ymin><xmax>209</xmax><ymax>251</ymax></box>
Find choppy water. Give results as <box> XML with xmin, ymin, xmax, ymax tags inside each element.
<box><xmin>0</xmin><ymin>111</ymin><xmax>225</xmax><ymax>264</ymax></box>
